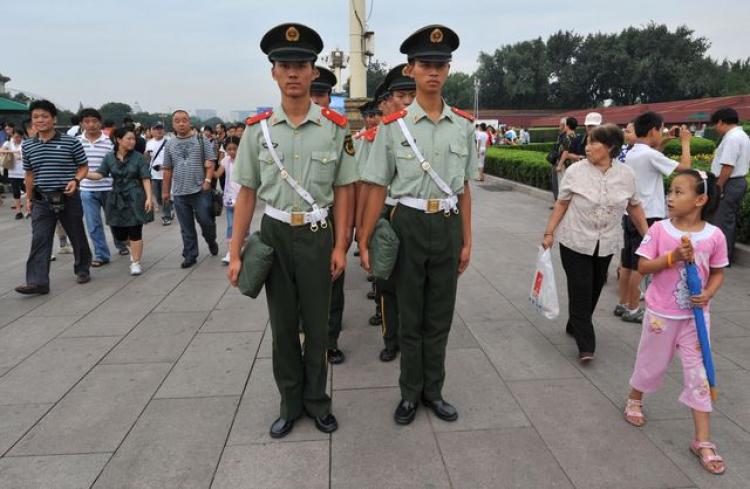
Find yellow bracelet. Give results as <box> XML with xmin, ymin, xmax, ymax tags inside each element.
<box><xmin>666</xmin><ymin>251</ymin><xmax>674</xmax><ymax>268</ymax></box>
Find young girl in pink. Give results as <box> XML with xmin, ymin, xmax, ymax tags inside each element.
<box><xmin>624</xmin><ymin>170</ymin><xmax>728</xmax><ymax>475</ymax></box>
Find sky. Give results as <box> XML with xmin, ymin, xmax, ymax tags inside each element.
<box><xmin>3</xmin><ymin>0</ymin><xmax>749</xmax><ymax>119</ymax></box>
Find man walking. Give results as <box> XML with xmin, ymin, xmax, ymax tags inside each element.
<box><xmin>359</xmin><ymin>25</ymin><xmax>477</xmax><ymax>425</ymax></box>
<box><xmin>228</xmin><ymin>23</ymin><xmax>358</xmax><ymax>438</ymax></box>
<box><xmin>709</xmin><ymin>107</ymin><xmax>749</xmax><ymax>263</ymax></box>
<box><xmin>145</xmin><ymin>122</ymin><xmax>172</xmax><ymax>225</ymax></box>
<box><xmin>16</xmin><ymin>100</ymin><xmax>92</xmax><ymax>295</ymax></box>
<box><xmin>162</xmin><ymin>110</ymin><xmax>218</xmax><ymax>268</ymax></box>
<box><xmin>78</xmin><ymin>107</ymin><xmax>128</xmax><ymax>266</ymax></box>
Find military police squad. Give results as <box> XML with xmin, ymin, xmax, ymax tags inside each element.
<box><xmin>228</xmin><ymin>22</ymin><xmax>476</xmax><ymax>438</ymax></box>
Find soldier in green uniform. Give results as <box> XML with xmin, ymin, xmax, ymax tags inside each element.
<box><xmin>358</xmin><ymin>25</ymin><xmax>477</xmax><ymax>425</ymax></box>
<box><xmin>374</xmin><ymin>64</ymin><xmax>416</xmax><ymax>362</ymax></box>
<box><xmin>309</xmin><ymin>64</ymin><xmax>348</xmax><ymax>365</ymax></box>
<box><xmin>228</xmin><ymin>23</ymin><xmax>358</xmax><ymax>438</ymax></box>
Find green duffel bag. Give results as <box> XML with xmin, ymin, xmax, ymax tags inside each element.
<box><xmin>238</xmin><ymin>232</ymin><xmax>275</xmax><ymax>299</ymax></box>
<box><xmin>369</xmin><ymin>217</ymin><xmax>400</xmax><ymax>280</ymax></box>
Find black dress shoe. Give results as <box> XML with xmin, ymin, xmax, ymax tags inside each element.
<box><xmin>181</xmin><ymin>259</ymin><xmax>196</xmax><ymax>269</ymax></box>
<box><xmin>379</xmin><ymin>348</ymin><xmax>398</xmax><ymax>362</ymax></box>
<box><xmin>367</xmin><ymin>274</ymin><xmax>376</xmax><ymax>283</ymax></box>
<box><xmin>269</xmin><ymin>416</ymin><xmax>296</xmax><ymax>438</ymax></box>
<box><xmin>308</xmin><ymin>412</ymin><xmax>338</xmax><ymax>433</ymax></box>
<box><xmin>14</xmin><ymin>284</ymin><xmax>50</xmax><ymax>295</ymax></box>
<box><xmin>394</xmin><ymin>400</ymin><xmax>418</xmax><ymax>425</ymax></box>
<box><xmin>422</xmin><ymin>398</ymin><xmax>458</xmax><ymax>422</ymax></box>
<box><xmin>76</xmin><ymin>273</ymin><xmax>91</xmax><ymax>284</ymax></box>
<box><xmin>367</xmin><ymin>290</ymin><xmax>376</xmax><ymax>300</ymax></box>
<box><xmin>208</xmin><ymin>241</ymin><xmax>219</xmax><ymax>256</ymax></box>
<box><xmin>327</xmin><ymin>348</ymin><xmax>345</xmax><ymax>364</ymax></box>
<box><xmin>369</xmin><ymin>313</ymin><xmax>382</xmax><ymax>326</ymax></box>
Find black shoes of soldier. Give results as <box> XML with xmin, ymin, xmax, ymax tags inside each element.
<box><xmin>208</xmin><ymin>240</ymin><xmax>219</xmax><ymax>256</ymax></box>
<box><xmin>394</xmin><ymin>400</ymin><xmax>418</xmax><ymax>425</ymax></box>
<box><xmin>379</xmin><ymin>347</ymin><xmax>398</xmax><ymax>362</ymax></box>
<box><xmin>307</xmin><ymin>412</ymin><xmax>338</xmax><ymax>433</ymax></box>
<box><xmin>369</xmin><ymin>313</ymin><xmax>382</xmax><ymax>326</ymax></box>
<box><xmin>269</xmin><ymin>416</ymin><xmax>297</xmax><ymax>439</ymax></box>
<box><xmin>422</xmin><ymin>398</ymin><xmax>459</xmax><ymax>422</ymax></box>
<box><xmin>327</xmin><ymin>348</ymin><xmax>345</xmax><ymax>364</ymax></box>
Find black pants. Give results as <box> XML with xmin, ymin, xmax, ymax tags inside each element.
<box><xmin>710</xmin><ymin>176</ymin><xmax>747</xmax><ymax>263</ymax></box>
<box><xmin>26</xmin><ymin>192</ymin><xmax>91</xmax><ymax>287</ymax></box>
<box><xmin>559</xmin><ymin>243</ymin><xmax>612</xmax><ymax>354</ymax></box>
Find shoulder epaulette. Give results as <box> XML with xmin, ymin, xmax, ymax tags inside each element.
<box><xmin>451</xmin><ymin>107</ymin><xmax>475</xmax><ymax>122</ymax></box>
<box><xmin>363</xmin><ymin>126</ymin><xmax>378</xmax><ymax>142</ymax></box>
<box><xmin>321</xmin><ymin>108</ymin><xmax>348</xmax><ymax>128</ymax></box>
<box><xmin>245</xmin><ymin>111</ymin><xmax>273</xmax><ymax>126</ymax></box>
<box><xmin>382</xmin><ymin>109</ymin><xmax>407</xmax><ymax>125</ymax></box>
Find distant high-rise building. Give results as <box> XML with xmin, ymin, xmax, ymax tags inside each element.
<box><xmin>0</xmin><ymin>73</ymin><xmax>10</xmax><ymax>95</ymax></box>
<box><xmin>133</xmin><ymin>101</ymin><xmax>143</xmax><ymax>113</ymax></box>
<box><xmin>195</xmin><ymin>109</ymin><xmax>217</xmax><ymax>120</ymax></box>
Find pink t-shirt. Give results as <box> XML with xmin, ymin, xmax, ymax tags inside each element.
<box><xmin>636</xmin><ymin>219</ymin><xmax>728</xmax><ymax>318</ymax></box>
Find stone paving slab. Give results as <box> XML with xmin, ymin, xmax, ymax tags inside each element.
<box><xmin>0</xmin><ymin>453</ymin><xmax>111</xmax><ymax>489</ymax></box>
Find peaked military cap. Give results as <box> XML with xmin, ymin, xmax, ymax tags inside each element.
<box><xmin>311</xmin><ymin>66</ymin><xmax>337</xmax><ymax>94</ymax></box>
<box><xmin>400</xmin><ymin>24</ymin><xmax>459</xmax><ymax>62</ymax></box>
<box><xmin>384</xmin><ymin>63</ymin><xmax>416</xmax><ymax>93</ymax></box>
<box><xmin>260</xmin><ymin>23</ymin><xmax>323</xmax><ymax>62</ymax></box>
<box><xmin>373</xmin><ymin>82</ymin><xmax>390</xmax><ymax>103</ymax></box>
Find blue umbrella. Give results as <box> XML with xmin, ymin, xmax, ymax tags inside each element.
<box><xmin>682</xmin><ymin>237</ymin><xmax>717</xmax><ymax>401</ymax></box>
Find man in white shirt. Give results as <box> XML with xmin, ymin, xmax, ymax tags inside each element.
<box><xmin>475</xmin><ymin>123</ymin><xmax>488</xmax><ymax>181</ymax></box>
<box><xmin>78</xmin><ymin>108</ymin><xmax>128</xmax><ymax>266</ymax></box>
<box><xmin>616</xmin><ymin>111</ymin><xmax>691</xmax><ymax>322</ymax></box>
<box><xmin>145</xmin><ymin>122</ymin><xmax>172</xmax><ymax>225</ymax></box>
<box><xmin>709</xmin><ymin>107</ymin><xmax>750</xmax><ymax>263</ymax></box>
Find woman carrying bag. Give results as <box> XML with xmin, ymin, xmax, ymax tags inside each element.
<box><xmin>542</xmin><ymin>124</ymin><xmax>648</xmax><ymax>362</ymax></box>
<box><xmin>87</xmin><ymin>127</ymin><xmax>153</xmax><ymax>276</ymax></box>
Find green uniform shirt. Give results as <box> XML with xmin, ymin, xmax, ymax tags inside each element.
<box><xmin>361</xmin><ymin>101</ymin><xmax>478</xmax><ymax>199</ymax></box>
<box><xmin>232</xmin><ymin>103</ymin><xmax>359</xmax><ymax>212</ymax></box>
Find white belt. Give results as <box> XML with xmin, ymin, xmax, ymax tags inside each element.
<box><xmin>385</xmin><ymin>196</ymin><xmax>398</xmax><ymax>207</ymax></box>
<box><xmin>398</xmin><ymin>195</ymin><xmax>459</xmax><ymax>214</ymax></box>
<box><xmin>264</xmin><ymin>204</ymin><xmax>329</xmax><ymax>231</ymax></box>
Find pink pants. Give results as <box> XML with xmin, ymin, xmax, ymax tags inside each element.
<box><xmin>629</xmin><ymin>310</ymin><xmax>713</xmax><ymax>413</ymax></box>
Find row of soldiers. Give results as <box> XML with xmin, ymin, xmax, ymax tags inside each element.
<box><xmin>227</xmin><ymin>22</ymin><xmax>478</xmax><ymax>438</ymax></box>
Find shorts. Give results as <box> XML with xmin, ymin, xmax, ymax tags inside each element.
<box><xmin>478</xmin><ymin>150</ymin><xmax>486</xmax><ymax>169</ymax></box>
<box><xmin>10</xmin><ymin>178</ymin><xmax>24</xmax><ymax>199</ymax></box>
<box><xmin>620</xmin><ymin>216</ymin><xmax>660</xmax><ymax>270</ymax></box>
<box><xmin>111</xmin><ymin>225</ymin><xmax>143</xmax><ymax>242</ymax></box>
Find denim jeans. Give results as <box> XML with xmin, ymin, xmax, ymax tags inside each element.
<box><xmin>151</xmin><ymin>179</ymin><xmax>173</xmax><ymax>220</ymax></box>
<box><xmin>80</xmin><ymin>190</ymin><xmax>127</xmax><ymax>262</ymax></box>
<box><xmin>172</xmin><ymin>190</ymin><xmax>216</xmax><ymax>260</ymax></box>
<box><xmin>225</xmin><ymin>206</ymin><xmax>234</xmax><ymax>240</ymax></box>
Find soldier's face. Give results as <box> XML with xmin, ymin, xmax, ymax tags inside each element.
<box><xmin>407</xmin><ymin>61</ymin><xmax>449</xmax><ymax>94</ymax></box>
<box><xmin>272</xmin><ymin>62</ymin><xmax>317</xmax><ymax>98</ymax></box>
<box><xmin>391</xmin><ymin>90</ymin><xmax>416</xmax><ymax>110</ymax></box>
<box><xmin>311</xmin><ymin>91</ymin><xmax>331</xmax><ymax>108</ymax></box>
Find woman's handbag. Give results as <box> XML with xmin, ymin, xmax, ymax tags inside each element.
<box><xmin>238</xmin><ymin>232</ymin><xmax>275</xmax><ymax>299</ymax></box>
<box><xmin>212</xmin><ymin>189</ymin><xmax>224</xmax><ymax>217</ymax></box>
<box><xmin>0</xmin><ymin>152</ymin><xmax>15</xmax><ymax>170</ymax></box>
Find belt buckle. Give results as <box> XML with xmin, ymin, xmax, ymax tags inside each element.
<box><xmin>426</xmin><ymin>199</ymin><xmax>440</xmax><ymax>214</ymax></box>
<box><xmin>290</xmin><ymin>212</ymin><xmax>305</xmax><ymax>226</ymax></box>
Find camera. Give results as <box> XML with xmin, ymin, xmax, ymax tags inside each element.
<box><xmin>153</xmin><ymin>164</ymin><xmax>162</xmax><ymax>172</ymax></box>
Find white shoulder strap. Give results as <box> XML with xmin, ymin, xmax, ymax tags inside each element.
<box><xmin>259</xmin><ymin>119</ymin><xmax>320</xmax><ymax>212</ymax></box>
<box><xmin>395</xmin><ymin>118</ymin><xmax>455</xmax><ymax>197</ymax></box>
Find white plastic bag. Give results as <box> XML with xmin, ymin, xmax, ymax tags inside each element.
<box><xmin>529</xmin><ymin>246</ymin><xmax>559</xmax><ymax>320</ymax></box>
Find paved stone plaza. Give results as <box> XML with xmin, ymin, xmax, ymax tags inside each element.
<box><xmin>0</xmin><ymin>179</ymin><xmax>748</xmax><ymax>489</ymax></box>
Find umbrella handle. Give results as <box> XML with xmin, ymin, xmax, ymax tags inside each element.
<box><xmin>710</xmin><ymin>387</ymin><xmax>718</xmax><ymax>402</ymax></box>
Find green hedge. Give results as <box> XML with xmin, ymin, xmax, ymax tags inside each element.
<box><xmin>484</xmin><ymin>147</ymin><xmax>750</xmax><ymax>244</ymax></box>
<box><xmin>495</xmin><ymin>142</ymin><xmax>556</xmax><ymax>153</ymax></box>
<box><xmin>527</xmin><ymin>127</ymin><xmax>560</xmax><ymax>143</ymax></box>
<box><xmin>484</xmin><ymin>148</ymin><xmax>551</xmax><ymax>190</ymax></box>
<box><xmin>662</xmin><ymin>137</ymin><xmax>716</xmax><ymax>156</ymax></box>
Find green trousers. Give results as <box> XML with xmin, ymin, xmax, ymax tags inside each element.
<box><xmin>376</xmin><ymin>204</ymin><xmax>399</xmax><ymax>351</ymax></box>
<box><xmin>261</xmin><ymin>214</ymin><xmax>332</xmax><ymax>419</ymax></box>
<box><xmin>390</xmin><ymin>204</ymin><xmax>462</xmax><ymax>403</ymax></box>
<box><xmin>327</xmin><ymin>271</ymin><xmax>345</xmax><ymax>349</ymax></box>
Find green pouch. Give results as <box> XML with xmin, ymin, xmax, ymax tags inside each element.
<box><xmin>369</xmin><ymin>218</ymin><xmax>400</xmax><ymax>280</ymax></box>
<box><xmin>238</xmin><ymin>232</ymin><xmax>275</xmax><ymax>299</ymax></box>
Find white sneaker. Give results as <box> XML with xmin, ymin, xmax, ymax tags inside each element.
<box><xmin>58</xmin><ymin>244</ymin><xmax>74</xmax><ymax>254</ymax></box>
<box><xmin>129</xmin><ymin>262</ymin><xmax>143</xmax><ymax>276</ymax></box>
<box><xmin>222</xmin><ymin>252</ymin><xmax>230</xmax><ymax>265</ymax></box>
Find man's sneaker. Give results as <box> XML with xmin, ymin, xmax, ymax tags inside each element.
<box><xmin>162</xmin><ymin>217</ymin><xmax>172</xmax><ymax>226</ymax></box>
<box><xmin>613</xmin><ymin>304</ymin><xmax>627</xmax><ymax>317</ymax></box>
<box><xmin>129</xmin><ymin>262</ymin><xmax>143</xmax><ymax>276</ymax></box>
<box><xmin>50</xmin><ymin>254</ymin><xmax>56</xmax><ymax>261</ymax></box>
<box><xmin>622</xmin><ymin>308</ymin><xmax>645</xmax><ymax>323</ymax></box>
<box><xmin>58</xmin><ymin>244</ymin><xmax>74</xmax><ymax>254</ymax></box>
<box><xmin>14</xmin><ymin>212</ymin><xmax>23</xmax><ymax>220</ymax></box>
<box><xmin>222</xmin><ymin>252</ymin><xmax>230</xmax><ymax>265</ymax></box>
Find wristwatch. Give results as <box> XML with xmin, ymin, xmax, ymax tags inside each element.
<box><xmin>73</xmin><ymin>177</ymin><xmax>81</xmax><ymax>185</ymax></box>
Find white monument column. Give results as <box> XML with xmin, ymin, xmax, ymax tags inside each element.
<box><xmin>348</xmin><ymin>0</ymin><xmax>367</xmax><ymax>99</ymax></box>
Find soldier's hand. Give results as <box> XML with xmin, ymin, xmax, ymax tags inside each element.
<box><xmin>458</xmin><ymin>245</ymin><xmax>471</xmax><ymax>275</ymax></box>
<box><xmin>359</xmin><ymin>245</ymin><xmax>371</xmax><ymax>273</ymax></box>
<box><xmin>228</xmin><ymin>257</ymin><xmax>241</xmax><ymax>287</ymax></box>
<box><xmin>331</xmin><ymin>247</ymin><xmax>347</xmax><ymax>281</ymax></box>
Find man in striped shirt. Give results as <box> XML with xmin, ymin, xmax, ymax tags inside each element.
<box><xmin>78</xmin><ymin>108</ymin><xmax>128</xmax><ymax>266</ymax></box>
<box><xmin>16</xmin><ymin>100</ymin><xmax>92</xmax><ymax>295</ymax></box>
<box><xmin>162</xmin><ymin>110</ymin><xmax>218</xmax><ymax>268</ymax></box>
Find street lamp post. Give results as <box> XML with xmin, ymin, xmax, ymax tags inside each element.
<box><xmin>473</xmin><ymin>77</ymin><xmax>480</xmax><ymax>120</ymax></box>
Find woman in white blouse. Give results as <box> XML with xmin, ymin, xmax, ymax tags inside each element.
<box><xmin>542</xmin><ymin>124</ymin><xmax>648</xmax><ymax>362</ymax></box>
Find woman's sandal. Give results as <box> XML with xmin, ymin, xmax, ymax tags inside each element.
<box><xmin>623</xmin><ymin>398</ymin><xmax>646</xmax><ymax>427</ymax></box>
<box><xmin>91</xmin><ymin>260</ymin><xmax>106</xmax><ymax>268</ymax></box>
<box><xmin>690</xmin><ymin>440</ymin><xmax>726</xmax><ymax>475</ymax></box>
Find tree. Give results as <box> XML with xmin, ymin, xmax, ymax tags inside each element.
<box><xmin>99</xmin><ymin>102</ymin><xmax>133</xmax><ymax>124</ymax></box>
<box><xmin>443</xmin><ymin>72</ymin><xmax>474</xmax><ymax>109</ymax></box>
